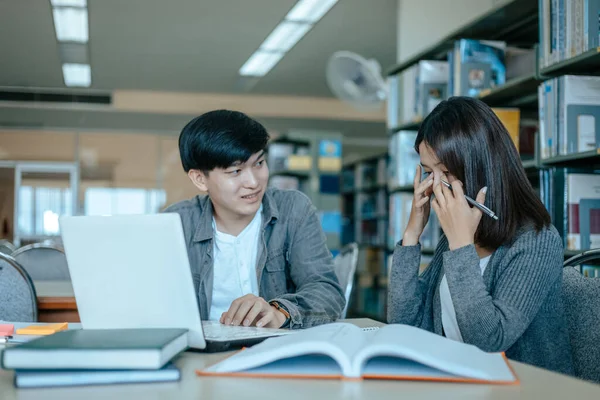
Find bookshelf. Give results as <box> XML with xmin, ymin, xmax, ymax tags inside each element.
<box><xmin>477</xmin><ymin>73</ymin><xmax>539</xmax><ymax>108</ymax></box>
<box><xmin>385</xmin><ymin>0</ymin><xmax>539</xmax><ymax>77</ymax></box>
<box><xmin>539</xmin><ymin>47</ymin><xmax>600</xmax><ymax>77</ymax></box>
<box><xmin>542</xmin><ymin>149</ymin><xmax>600</xmax><ymax>166</ymax></box>
<box><xmin>267</xmin><ymin>131</ymin><xmax>343</xmax><ymax>255</ymax></box>
<box><xmin>341</xmin><ymin>154</ymin><xmax>390</xmax><ymax>319</ymax></box>
<box><xmin>371</xmin><ymin>0</ymin><xmax>600</xmax><ymax>322</ymax></box>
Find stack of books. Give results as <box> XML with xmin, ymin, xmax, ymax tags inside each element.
<box><xmin>1</xmin><ymin>328</ymin><xmax>188</xmax><ymax>388</ymax></box>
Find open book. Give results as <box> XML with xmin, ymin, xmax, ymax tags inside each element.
<box><xmin>197</xmin><ymin>323</ymin><xmax>518</xmax><ymax>384</ymax></box>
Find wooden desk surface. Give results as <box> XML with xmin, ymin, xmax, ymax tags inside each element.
<box><xmin>0</xmin><ymin>348</ymin><xmax>599</xmax><ymax>399</ymax></box>
<box><xmin>34</xmin><ymin>281</ymin><xmax>78</xmax><ymax>322</ymax></box>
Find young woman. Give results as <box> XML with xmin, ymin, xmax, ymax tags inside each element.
<box><xmin>388</xmin><ymin>96</ymin><xmax>574</xmax><ymax>375</ymax></box>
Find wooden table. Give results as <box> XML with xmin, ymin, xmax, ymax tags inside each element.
<box><xmin>0</xmin><ymin>347</ymin><xmax>599</xmax><ymax>399</ymax></box>
<box><xmin>34</xmin><ymin>281</ymin><xmax>79</xmax><ymax>323</ymax></box>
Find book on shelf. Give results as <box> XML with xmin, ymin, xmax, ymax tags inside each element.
<box><xmin>268</xmin><ymin>142</ymin><xmax>311</xmax><ymax>173</ymax></box>
<box><xmin>566</xmin><ymin>172</ymin><xmax>600</xmax><ymax>250</ymax></box>
<box><xmin>356</xmin><ymin>161</ymin><xmax>378</xmax><ymax>190</ymax></box>
<box><xmin>414</xmin><ymin>60</ymin><xmax>449</xmax><ymax>120</ymax></box>
<box><xmin>538</xmin><ymin>76</ymin><xmax>600</xmax><ymax>159</ymax></box>
<box><xmin>267</xmin><ymin>143</ymin><xmax>294</xmax><ymax>172</ymax></box>
<box><xmin>388</xmin><ymin>130</ymin><xmax>419</xmax><ymax>190</ymax></box>
<box><xmin>353</xmin><ymin>275</ymin><xmax>387</xmax><ymax>318</ymax></box>
<box><xmin>543</xmin><ymin>168</ymin><xmax>600</xmax><ymax>251</ymax></box>
<box><xmin>400</xmin><ymin>65</ymin><xmax>419</xmax><ymax>126</ymax></box>
<box><xmin>491</xmin><ymin>108</ymin><xmax>520</xmax><ymax>152</ymax></box>
<box><xmin>539</xmin><ymin>0</ymin><xmax>600</xmax><ymax>68</ymax></box>
<box><xmin>538</xmin><ymin>79</ymin><xmax>555</xmax><ymax>159</ymax></box>
<box><xmin>399</xmin><ymin>60</ymin><xmax>448</xmax><ymax>125</ymax></box>
<box><xmin>197</xmin><ymin>322</ymin><xmax>518</xmax><ymax>384</ymax></box>
<box><xmin>342</xmin><ymin>167</ymin><xmax>356</xmax><ymax>192</ymax></box>
<box><xmin>449</xmin><ymin>39</ymin><xmax>506</xmax><ymax>98</ymax></box>
<box><xmin>539</xmin><ymin>75</ymin><xmax>600</xmax><ymax>159</ymax></box>
<box><xmin>357</xmin><ymin>191</ymin><xmax>388</xmax><ymax>219</ymax></box>
<box><xmin>518</xmin><ymin>118</ymin><xmax>539</xmax><ymax>160</ymax></box>
<box><xmin>376</xmin><ymin>157</ymin><xmax>388</xmax><ymax>187</ymax></box>
<box><xmin>357</xmin><ymin>219</ymin><xmax>386</xmax><ymax>248</ymax></box>
<box><xmin>362</xmin><ymin>246</ymin><xmax>385</xmax><ymax>276</ymax></box>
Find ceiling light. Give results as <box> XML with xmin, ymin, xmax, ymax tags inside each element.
<box><xmin>239</xmin><ymin>51</ymin><xmax>285</xmax><ymax>77</ymax></box>
<box><xmin>261</xmin><ymin>21</ymin><xmax>312</xmax><ymax>52</ymax></box>
<box><xmin>51</xmin><ymin>0</ymin><xmax>87</xmax><ymax>6</ymax></box>
<box><xmin>62</xmin><ymin>63</ymin><xmax>91</xmax><ymax>87</ymax></box>
<box><xmin>52</xmin><ymin>7</ymin><xmax>88</xmax><ymax>42</ymax></box>
<box><xmin>286</xmin><ymin>0</ymin><xmax>338</xmax><ymax>23</ymax></box>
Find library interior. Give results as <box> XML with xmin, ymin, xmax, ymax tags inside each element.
<box><xmin>1</xmin><ymin>0</ymin><xmax>600</xmax><ymax>397</ymax></box>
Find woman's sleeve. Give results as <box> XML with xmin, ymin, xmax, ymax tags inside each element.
<box><xmin>387</xmin><ymin>238</ymin><xmax>444</xmax><ymax>330</ymax></box>
<box><xmin>443</xmin><ymin>228</ymin><xmax>563</xmax><ymax>352</ymax></box>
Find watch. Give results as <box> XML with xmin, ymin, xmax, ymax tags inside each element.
<box><xmin>269</xmin><ymin>300</ymin><xmax>291</xmax><ymax>328</ymax></box>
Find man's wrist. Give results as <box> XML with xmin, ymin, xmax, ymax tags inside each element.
<box><xmin>269</xmin><ymin>300</ymin><xmax>291</xmax><ymax>328</ymax></box>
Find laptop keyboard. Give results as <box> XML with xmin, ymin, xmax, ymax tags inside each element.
<box><xmin>201</xmin><ymin>320</ymin><xmax>296</xmax><ymax>341</ymax></box>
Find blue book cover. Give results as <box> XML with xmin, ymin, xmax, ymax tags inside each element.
<box><xmin>14</xmin><ymin>363</ymin><xmax>180</xmax><ymax>388</ymax></box>
<box><xmin>319</xmin><ymin>140</ymin><xmax>341</xmax><ymax>158</ymax></box>
<box><xmin>457</xmin><ymin>39</ymin><xmax>506</xmax><ymax>97</ymax></box>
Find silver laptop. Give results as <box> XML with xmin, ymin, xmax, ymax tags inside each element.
<box><xmin>59</xmin><ymin>213</ymin><xmax>292</xmax><ymax>351</ymax></box>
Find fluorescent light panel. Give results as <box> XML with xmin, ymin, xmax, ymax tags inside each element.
<box><xmin>51</xmin><ymin>0</ymin><xmax>87</xmax><ymax>6</ymax></box>
<box><xmin>239</xmin><ymin>51</ymin><xmax>284</xmax><ymax>77</ymax></box>
<box><xmin>52</xmin><ymin>7</ymin><xmax>88</xmax><ymax>42</ymax></box>
<box><xmin>286</xmin><ymin>0</ymin><xmax>338</xmax><ymax>23</ymax></box>
<box><xmin>238</xmin><ymin>0</ymin><xmax>338</xmax><ymax>78</ymax></box>
<box><xmin>260</xmin><ymin>21</ymin><xmax>312</xmax><ymax>52</ymax></box>
<box><xmin>62</xmin><ymin>63</ymin><xmax>91</xmax><ymax>87</ymax></box>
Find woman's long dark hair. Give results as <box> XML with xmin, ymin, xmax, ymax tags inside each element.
<box><xmin>415</xmin><ymin>96</ymin><xmax>551</xmax><ymax>249</ymax></box>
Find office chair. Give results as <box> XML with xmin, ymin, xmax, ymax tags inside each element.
<box><xmin>333</xmin><ymin>243</ymin><xmax>359</xmax><ymax>319</ymax></box>
<box><xmin>562</xmin><ymin>249</ymin><xmax>600</xmax><ymax>383</ymax></box>
<box><xmin>12</xmin><ymin>242</ymin><xmax>70</xmax><ymax>281</ymax></box>
<box><xmin>0</xmin><ymin>239</ymin><xmax>16</xmax><ymax>255</ymax></box>
<box><xmin>0</xmin><ymin>252</ymin><xmax>38</xmax><ymax>322</ymax></box>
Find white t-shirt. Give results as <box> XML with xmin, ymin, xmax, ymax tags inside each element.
<box><xmin>440</xmin><ymin>254</ymin><xmax>492</xmax><ymax>342</ymax></box>
<box><xmin>208</xmin><ymin>206</ymin><xmax>262</xmax><ymax>321</ymax></box>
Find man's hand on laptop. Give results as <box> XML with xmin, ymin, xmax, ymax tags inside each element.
<box><xmin>220</xmin><ymin>294</ymin><xmax>287</xmax><ymax>328</ymax></box>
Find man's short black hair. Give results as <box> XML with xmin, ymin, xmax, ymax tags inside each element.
<box><xmin>178</xmin><ymin>110</ymin><xmax>270</xmax><ymax>173</ymax></box>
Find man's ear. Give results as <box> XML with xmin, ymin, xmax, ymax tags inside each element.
<box><xmin>187</xmin><ymin>169</ymin><xmax>209</xmax><ymax>193</ymax></box>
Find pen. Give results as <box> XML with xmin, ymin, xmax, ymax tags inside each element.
<box><xmin>440</xmin><ymin>180</ymin><xmax>499</xmax><ymax>221</ymax></box>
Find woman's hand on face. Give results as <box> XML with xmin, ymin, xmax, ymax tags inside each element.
<box><xmin>403</xmin><ymin>165</ymin><xmax>434</xmax><ymax>246</ymax></box>
<box><xmin>430</xmin><ymin>171</ymin><xmax>487</xmax><ymax>251</ymax></box>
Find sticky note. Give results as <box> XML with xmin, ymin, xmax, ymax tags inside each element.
<box><xmin>16</xmin><ymin>323</ymin><xmax>68</xmax><ymax>335</ymax></box>
<box><xmin>0</xmin><ymin>324</ymin><xmax>14</xmax><ymax>336</ymax></box>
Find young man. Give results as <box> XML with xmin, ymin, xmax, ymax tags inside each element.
<box><xmin>164</xmin><ymin>109</ymin><xmax>345</xmax><ymax>329</ymax></box>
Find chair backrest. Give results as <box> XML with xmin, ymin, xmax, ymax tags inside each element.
<box><xmin>0</xmin><ymin>253</ymin><xmax>38</xmax><ymax>322</ymax></box>
<box><xmin>333</xmin><ymin>243</ymin><xmax>359</xmax><ymax>318</ymax></box>
<box><xmin>562</xmin><ymin>249</ymin><xmax>600</xmax><ymax>383</ymax></box>
<box><xmin>12</xmin><ymin>242</ymin><xmax>71</xmax><ymax>281</ymax></box>
<box><xmin>0</xmin><ymin>239</ymin><xmax>16</xmax><ymax>255</ymax></box>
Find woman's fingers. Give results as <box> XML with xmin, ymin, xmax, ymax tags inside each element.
<box><xmin>415</xmin><ymin>174</ymin><xmax>434</xmax><ymax>198</ymax></box>
<box><xmin>415</xmin><ymin>195</ymin><xmax>430</xmax><ymax>208</ymax></box>
<box><xmin>413</xmin><ymin>165</ymin><xmax>421</xmax><ymax>190</ymax></box>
